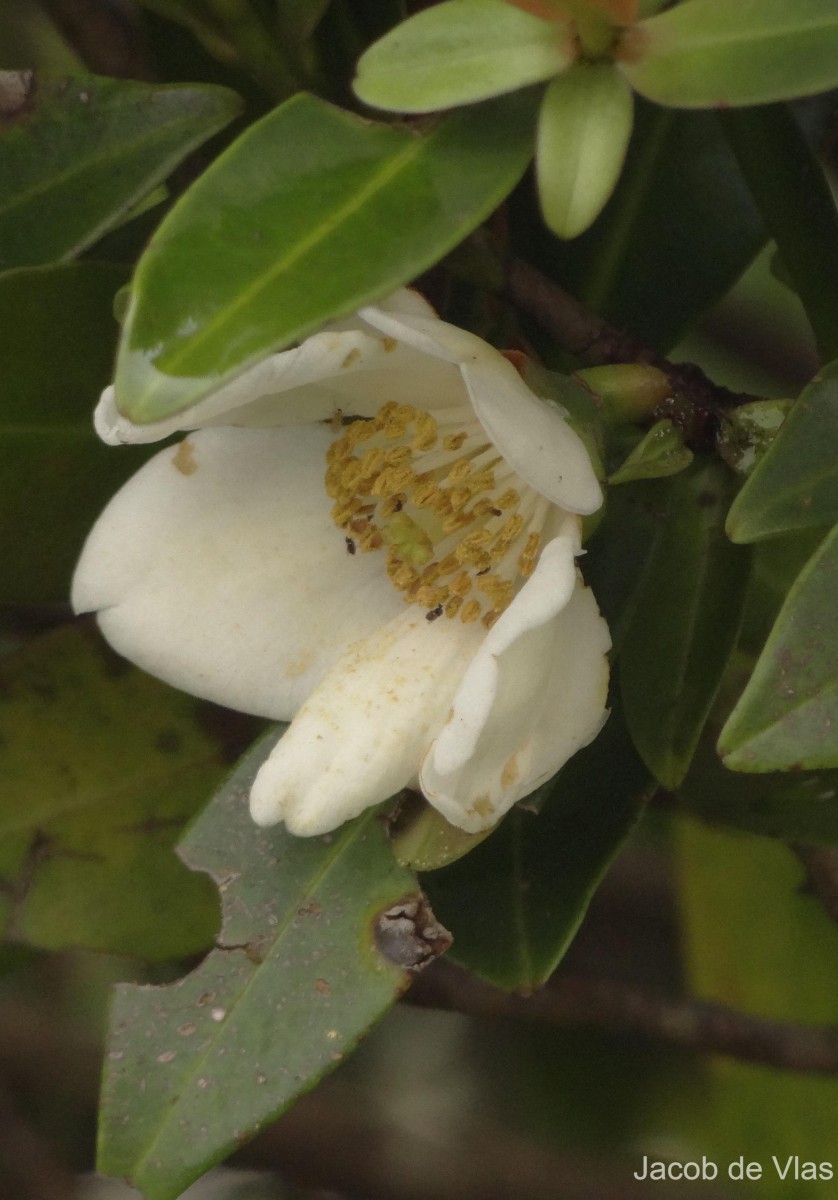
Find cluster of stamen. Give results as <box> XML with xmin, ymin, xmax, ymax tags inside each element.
<box><xmin>325</xmin><ymin>402</ymin><xmax>547</xmax><ymax>629</ymax></box>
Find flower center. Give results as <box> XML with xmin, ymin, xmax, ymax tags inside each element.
<box><xmin>325</xmin><ymin>401</ymin><xmax>548</xmax><ymax>629</ymax></box>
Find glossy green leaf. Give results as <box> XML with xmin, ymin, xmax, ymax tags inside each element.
<box><xmin>608</xmin><ymin>419</ymin><xmax>693</xmax><ymax>484</ymax></box>
<box><xmin>722</xmin><ymin>105</ymin><xmax>838</xmax><ymax>363</ymax></box>
<box><xmin>536</xmin><ymin>64</ymin><xmax>633</xmax><ymax>239</ymax></box>
<box><xmin>0</xmin><ymin>624</ymin><xmax>226</xmax><ymax>960</ymax></box>
<box><xmin>423</xmin><ymin>707</ymin><xmax>649</xmax><ymax>990</ymax></box>
<box><xmin>0</xmin><ymin>261</ymin><xmax>155</xmax><ymax>604</ymax></box>
<box><xmin>523</xmin><ymin>100</ymin><xmax>765</xmax><ymax>353</ymax></box>
<box><xmin>621</xmin><ymin>461</ymin><xmax>751</xmax><ymax>788</ymax></box>
<box><xmin>624</xmin><ymin>0</ymin><xmax>838</xmax><ymax>109</ymax></box>
<box><xmin>727</xmin><ymin>363</ymin><xmax>838</xmax><ymax>543</ymax></box>
<box><xmin>676</xmin><ymin>820</ymin><xmax>838</xmax><ymax>1200</ymax></box>
<box><xmin>115</xmin><ymin>89</ymin><xmax>538</xmax><ymax>423</ymax></box>
<box><xmin>0</xmin><ymin>73</ymin><xmax>241</xmax><ymax>271</ymax></box>
<box><xmin>720</xmin><ymin>524</ymin><xmax>838</xmax><ymax>772</ymax></box>
<box><xmin>354</xmin><ymin>0</ymin><xmax>572</xmax><ymax>113</ymax></box>
<box><xmin>98</xmin><ymin>730</ymin><xmax>422</xmax><ymax>1200</ymax></box>
<box><xmin>679</xmin><ymin>733</ymin><xmax>838</xmax><ymax>846</ymax></box>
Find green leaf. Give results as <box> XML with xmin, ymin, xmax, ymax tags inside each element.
<box><xmin>675</xmin><ymin>820</ymin><xmax>838</xmax><ymax>1200</ymax></box>
<box><xmin>0</xmin><ymin>261</ymin><xmax>154</xmax><ymax>604</ymax></box>
<box><xmin>716</xmin><ymin>398</ymin><xmax>792</xmax><ymax>477</ymax></box>
<box><xmin>0</xmin><ymin>72</ymin><xmax>242</xmax><ymax>271</ymax></box>
<box><xmin>722</xmin><ymin>105</ymin><xmax>838</xmax><ymax>363</ymax></box>
<box><xmin>727</xmin><ymin>363</ymin><xmax>838</xmax><ymax>543</ymax></box>
<box><xmin>719</xmin><ymin>523</ymin><xmax>838</xmax><ymax>771</ymax></box>
<box><xmin>679</xmin><ymin>733</ymin><xmax>838</xmax><ymax>846</ymax></box>
<box><xmin>0</xmin><ymin>0</ymin><xmax>83</xmax><ymax>72</ymax></box>
<box><xmin>390</xmin><ymin>798</ymin><xmax>494</xmax><ymax>871</ymax></box>
<box><xmin>98</xmin><ymin>730</ymin><xmax>423</xmax><ymax>1200</ymax></box>
<box><xmin>536</xmin><ymin>63</ymin><xmax>633</xmax><ymax>239</ymax></box>
<box><xmin>624</xmin><ymin>0</ymin><xmax>838</xmax><ymax>109</ymax></box>
<box><xmin>115</xmin><ymin>90</ymin><xmax>538</xmax><ymax>423</ymax></box>
<box><xmin>0</xmin><ymin>624</ymin><xmax>226</xmax><ymax>960</ymax></box>
<box><xmin>422</xmin><ymin>707</ymin><xmax>649</xmax><ymax>990</ymax></box>
<box><xmin>608</xmin><ymin>419</ymin><xmax>693</xmax><ymax>484</ymax></box>
<box><xmin>523</xmin><ymin>101</ymin><xmax>765</xmax><ymax>353</ymax></box>
<box><xmin>621</xmin><ymin>461</ymin><xmax>751</xmax><ymax>788</ymax></box>
<box><xmin>582</xmin><ymin>476</ymin><xmax>676</xmax><ymax>654</ymax></box>
<box><xmin>353</xmin><ymin>0</ymin><xmax>572</xmax><ymax>113</ymax></box>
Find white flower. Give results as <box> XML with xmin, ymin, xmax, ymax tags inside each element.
<box><xmin>73</xmin><ymin>291</ymin><xmax>610</xmax><ymax>836</ymax></box>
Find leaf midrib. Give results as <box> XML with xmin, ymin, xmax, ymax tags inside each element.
<box><xmin>142</xmin><ymin>132</ymin><xmax>427</xmax><ymax>383</ymax></box>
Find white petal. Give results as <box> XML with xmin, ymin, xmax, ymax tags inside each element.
<box><xmin>72</xmin><ymin>425</ymin><xmax>405</xmax><ymax>718</ymax></box>
<box><xmin>97</xmin><ymin>294</ymin><xmax>463</xmax><ymax>446</ymax></box>
<box><xmin>249</xmin><ymin>609</ymin><xmax>483</xmax><ymax>835</ymax></box>
<box><xmin>358</xmin><ymin>306</ymin><xmax>603</xmax><ymax>515</ymax></box>
<box><xmin>421</xmin><ymin>539</ymin><xmax>611</xmax><ymax>831</ymax></box>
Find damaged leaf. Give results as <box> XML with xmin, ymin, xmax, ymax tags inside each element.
<box><xmin>98</xmin><ymin>729</ymin><xmax>424</xmax><ymax>1200</ymax></box>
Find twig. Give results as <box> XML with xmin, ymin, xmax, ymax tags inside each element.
<box><xmin>406</xmin><ymin>960</ymin><xmax>838</xmax><ymax>1076</ymax></box>
<box><xmin>504</xmin><ymin>254</ymin><xmax>756</xmax><ymax>448</ymax></box>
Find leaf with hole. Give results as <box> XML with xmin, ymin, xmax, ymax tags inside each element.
<box><xmin>98</xmin><ymin>730</ymin><xmax>426</xmax><ymax>1200</ymax></box>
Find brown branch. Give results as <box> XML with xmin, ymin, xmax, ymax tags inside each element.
<box><xmin>406</xmin><ymin>960</ymin><xmax>838</xmax><ymax>1076</ymax></box>
<box><xmin>503</xmin><ymin>254</ymin><xmax>756</xmax><ymax>449</ymax></box>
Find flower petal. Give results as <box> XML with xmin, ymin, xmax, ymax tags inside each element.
<box><xmin>96</xmin><ymin>292</ymin><xmax>462</xmax><ymax>446</ymax></box>
<box><xmin>72</xmin><ymin>425</ymin><xmax>406</xmax><ymax>718</ymax></box>
<box><xmin>358</xmin><ymin>305</ymin><xmax>604</xmax><ymax>515</ymax></box>
<box><xmin>420</xmin><ymin>537</ymin><xmax>611</xmax><ymax>831</ymax></box>
<box><xmin>249</xmin><ymin>609</ymin><xmax>483</xmax><ymax>835</ymax></box>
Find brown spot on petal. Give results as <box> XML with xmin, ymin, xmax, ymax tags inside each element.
<box><xmin>172</xmin><ymin>439</ymin><xmax>197</xmax><ymax>475</ymax></box>
<box><xmin>470</xmin><ymin>794</ymin><xmax>494</xmax><ymax>820</ymax></box>
<box><xmin>342</xmin><ymin>348</ymin><xmax>360</xmax><ymax>368</ymax></box>
<box><xmin>382</xmin><ymin>337</ymin><xmax>398</xmax><ymax>352</ymax></box>
<box><xmin>501</xmin><ymin>753</ymin><xmax>520</xmax><ymax>788</ymax></box>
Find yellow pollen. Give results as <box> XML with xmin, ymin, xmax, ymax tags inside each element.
<box><xmin>460</xmin><ymin>600</ymin><xmax>482</xmax><ymax>624</ymax></box>
<box><xmin>326</xmin><ymin>402</ymin><xmax>546</xmax><ymax>626</ymax></box>
<box><xmin>447</xmin><ymin>458</ymin><xmax>472</xmax><ymax>483</ymax></box>
<box><xmin>496</xmin><ymin>488</ymin><xmax>520</xmax><ymax>510</ymax></box>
